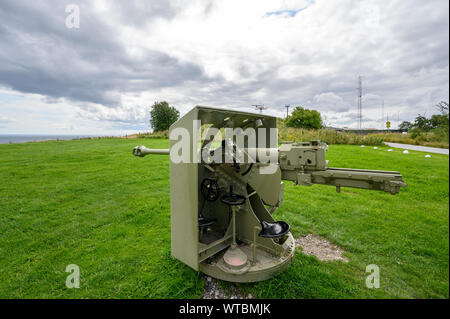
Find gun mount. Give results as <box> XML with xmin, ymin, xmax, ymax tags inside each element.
<box><xmin>132</xmin><ymin>106</ymin><xmax>406</xmax><ymax>282</ymax></box>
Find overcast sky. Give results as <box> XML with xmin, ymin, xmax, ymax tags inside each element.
<box><xmin>0</xmin><ymin>0</ymin><xmax>448</xmax><ymax>135</ymax></box>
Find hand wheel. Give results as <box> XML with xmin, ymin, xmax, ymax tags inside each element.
<box><xmin>201</xmin><ymin>178</ymin><xmax>219</xmax><ymax>202</ymax></box>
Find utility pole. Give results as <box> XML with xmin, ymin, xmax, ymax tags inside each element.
<box><xmin>285</xmin><ymin>104</ymin><xmax>290</xmax><ymax>118</ymax></box>
<box><xmin>381</xmin><ymin>100</ymin><xmax>384</xmax><ymax>129</ymax></box>
<box><xmin>357</xmin><ymin>76</ymin><xmax>362</xmax><ymax>129</ymax></box>
<box><xmin>252</xmin><ymin>104</ymin><xmax>266</xmax><ymax>114</ymax></box>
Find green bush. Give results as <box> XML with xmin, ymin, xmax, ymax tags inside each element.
<box><xmin>369</xmin><ymin>131</ymin><xmax>449</xmax><ymax>149</ymax></box>
<box><xmin>410</xmin><ymin>128</ymin><xmax>422</xmax><ymax>139</ymax></box>
<box><xmin>134</xmin><ymin>131</ymin><xmax>169</xmax><ymax>139</ymax></box>
<box><xmin>285</xmin><ymin>107</ymin><xmax>322</xmax><ymax>129</ymax></box>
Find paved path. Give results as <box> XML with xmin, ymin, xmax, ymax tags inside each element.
<box><xmin>384</xmin><ymin>142</ymin><xmax>449</xmax><ymax>155</ymax></box>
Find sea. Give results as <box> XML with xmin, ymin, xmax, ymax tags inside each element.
<box><xmin>0</xmin><ymin>134</ymin><xmax>101</xmax><ymax>144</ymax></box>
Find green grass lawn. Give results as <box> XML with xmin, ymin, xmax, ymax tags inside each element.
<box><xmin>0</xmin><ymin>138</ymin><xmax>448</xmax><ymax>298</ymax></box>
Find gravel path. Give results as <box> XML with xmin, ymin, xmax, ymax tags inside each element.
<box><xmin>202</xmin><ymin>276</ymin><xmax>253</xmax><ymax>299</ymax></box>
<box><xmin>384</xmin><ymin>142</ymin><xmax>449</xmax><ymax>155</ymax></box>
<box><xmin>296</xmin><ymin>234</ymin><xmax>348</xmax><ymax>262</ymax></box>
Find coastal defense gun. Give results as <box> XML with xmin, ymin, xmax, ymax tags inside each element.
<box><xmin>132</xmin><ymin>106</ymin><xmax>406</xmax><ymax>282</ymax></box>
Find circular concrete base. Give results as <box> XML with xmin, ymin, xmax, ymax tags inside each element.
<box><xmin>200</xmin><ymin>233</ymin><xmax>295</xmax><ymax>283</ymax></box>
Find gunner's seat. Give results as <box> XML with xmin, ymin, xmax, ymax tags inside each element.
<box><xmin>198</xmin><ymin>215</ymin><xmax>216</xmax><ymax>228</ymax></box>
<box><xmin>258</xmin><ymin>220</ymin><xmax>290</xmax><ymax>238</ymax></box>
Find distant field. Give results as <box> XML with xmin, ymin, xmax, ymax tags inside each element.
<box><xmin>0</xmin><ymin>138</ymin><xmax>448</xmax><ymax>298</ymax></box>
<box><xmin>132</xmin><ymin>127</ymin><xmax>450</xmax><ymax>149</ymax></box>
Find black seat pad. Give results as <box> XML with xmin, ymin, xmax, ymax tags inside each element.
<box><xmin>258</xmin><ymin>220</ymin><xmax>290</xmax><ymax>238</ymax></box>
<box><xmin>220</xmin><ymin>193</ymin><xmax>246</xmax><ymax>206</ymax></box>
<box><xmin>198</xmin><ymin>216</ymin><xmax>216</xmax><ymax>228</ymax></box>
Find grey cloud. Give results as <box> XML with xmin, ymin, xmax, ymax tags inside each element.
<box><xmin>0</xmin><ymin>1</ymin><xmax>211</xmax><ymax>107</ymax></box>
<box><xmin>0</xmin><ymin>0</ymin><xmax>448</xmax><ymax>131</ymax></box>
<box><xmin>110</xmin><ymin>1</ymin><xmax>177</xmax><ymax>26</ymax></box>
<box><xmin>110</xmin><ymin>0</ymin><xmax>216</xmax><ymax>27</ymax></box>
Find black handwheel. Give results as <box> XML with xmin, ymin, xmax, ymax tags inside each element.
<box><xmin>201</xmin><ymin>178</ymin><xmax>219</xmax><ymax>202</ymax></box>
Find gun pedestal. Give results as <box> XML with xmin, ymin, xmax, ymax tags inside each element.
<box><xmin>220</xmin><ymin>189</ymin><xmax>249</xmax><ymax>270</ymax></box>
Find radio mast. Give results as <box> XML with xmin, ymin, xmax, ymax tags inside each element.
<box><xmin>357</xmin><ymin>76</ymin><xmax>362</xmax><ymax>129</ymax></box>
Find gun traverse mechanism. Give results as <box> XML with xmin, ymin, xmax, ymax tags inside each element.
<box><xmin>132</xmin><ymin>106</ymin><xmax>406</xmax><ymax>282</ymax></box>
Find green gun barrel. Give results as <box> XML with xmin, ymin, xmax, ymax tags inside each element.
<box><xmin>132</xmin><ymin>140</ymin><xmax>407</xmax><ymax>194</ymax></box>
<box><xmin>132</xmin><ymin>145</ymin><xmax>169</xmax><ymax>157</ymax></box>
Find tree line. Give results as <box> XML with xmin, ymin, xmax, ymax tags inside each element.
<box><xmin>399</xmin><ymin>101</ymin><xmax>449</xmax><ymax>139</ymax></box>
<box><xmin>149</xmin><ymin>102</ymin><xmax>323</xmax><ymax>131</ymax></box>
<box><xmin>149</xmin><ymin>101</ymin><xmax>448</xmax><ymax>140</ymax></box>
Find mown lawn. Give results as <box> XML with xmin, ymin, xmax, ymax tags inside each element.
<box><xmin>0</xmin><ymin>138</ymin><xmax>448</xmax><ymax>298</ymax></box>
